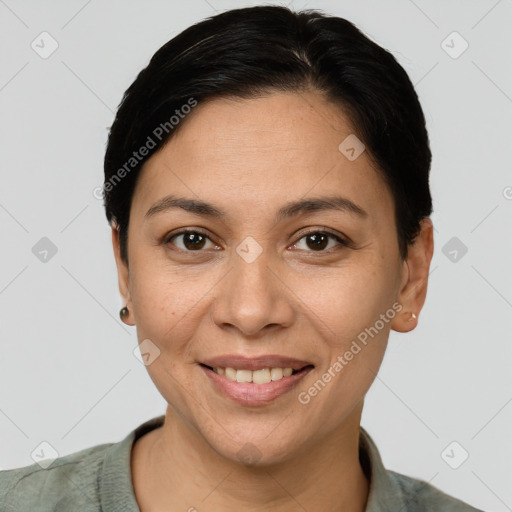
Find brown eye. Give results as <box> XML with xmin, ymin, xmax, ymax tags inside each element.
<box><xmin>305</xmin><ymin>233</ymin><xmax>329</xmax><ymax>251</ymax></box>
<box><xmin>291</xmin><ymin>231</ymin><xmax>347</xmax><ymax>252</ymax></box>
<box><xmin>166</xmin><ymin>230</ymin><xmax>218</xmax><ymax>251</ymax></box>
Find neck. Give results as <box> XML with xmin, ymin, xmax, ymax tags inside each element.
<box><xmin>131</xmin><ymin>404</ymin><xmax>369</xmax><ymax>512</ymax></box>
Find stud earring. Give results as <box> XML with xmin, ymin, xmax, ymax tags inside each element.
<box><xmin>407</xmin><ymin>312</ymin><xmax>417</xmax><ymax>322</ymax></box>
<box><xmin>119</xmin><ymin>306</ymin><xmax>129</xmax><ymax>321</ymax></box>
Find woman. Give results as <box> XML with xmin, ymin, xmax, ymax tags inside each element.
<box><xmin>0</xmin><ymin>5</ymin><xmax>484</xmax><ymax>511</ymax></box>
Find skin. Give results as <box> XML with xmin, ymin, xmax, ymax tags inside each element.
<box><xmin>112</xmin><ymin>90</ymin><xmax>434</xmax><ymax>512</ymax></box>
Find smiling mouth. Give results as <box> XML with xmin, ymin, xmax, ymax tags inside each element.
<box><xmin>200</xmin><ymin>363</ymin><xmax>314</xmax><ymax>384</ymax></box>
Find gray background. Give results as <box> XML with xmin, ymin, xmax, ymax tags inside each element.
<box><xmin>1</xmin><ymin>0</ymin><xmax>511</xmax><ymax>510</ymax></box>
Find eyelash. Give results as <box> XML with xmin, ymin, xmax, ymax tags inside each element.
<box><xmin>163</xmin><ymin>228</ymin><xmax>350</xmax><ymax>253</ymax></box>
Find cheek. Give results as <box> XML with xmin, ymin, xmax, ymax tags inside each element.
<box><xmin>295</xmin><ymin>256</ymin><xmax>397</xmax><ymax>344</ymax></box>
<box><xmin>128</xmin><ymin>260</ymin><xmax>178</xmax><ymax>346</ymax></box>
<box><xmin>292</xmin><ymin>252</ymin><xmax>396</xmax><ymax>403</ymax></box>
<box><xmin>128</xmin><ymin>254</ymin><xmax>221</xmax><ymax>356</ymax></box>
<box><xmin>295</xmin><ymin>282</ymin><xmax>393</xmax><ymax>435</ymax></box>
<box><xmin>128</xmin><ymin>262</ymin><xmax>205</xmax><ymax>409</ymax></box>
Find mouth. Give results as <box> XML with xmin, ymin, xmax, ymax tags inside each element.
<box><xmin>198</xmin><ymin>356</ymin><xmax>314</xmax><ymax>406</ymax></box>
<box><xmin>199</xmin><ymin>364</ymin><xmax>312</xmax><ymax>383</ymax></box>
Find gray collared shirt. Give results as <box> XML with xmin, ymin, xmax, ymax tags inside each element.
<box><xmin>0</xmin><ymin>415</ymin><xmax>484</xmax><ymax>511</ymax></box>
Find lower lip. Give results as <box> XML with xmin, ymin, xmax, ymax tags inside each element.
<box><xmin>200</xmin><ymin>365</ymin><xmax>313</xmax><ymax>406</ymax></box>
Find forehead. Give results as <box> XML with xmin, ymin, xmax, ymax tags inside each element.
<box><xmin>133</xmin><ymin>91</ymin><xmax>394</xmax><ymax>226</ymax></box>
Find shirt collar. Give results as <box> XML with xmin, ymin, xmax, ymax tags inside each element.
<box><xmin>100</xmin><ymin>414</ymin><xmax>165</xmax><ymax>512</ymax></box>
<box><xmin>100</xmin><ymin>416</ymin><xmax>403</xmax><ymax>511</ymax></box>
<box><xmin>359</xmin><ymin>425</ymin><xmax>407</xmax><ymax>510</ymax></box>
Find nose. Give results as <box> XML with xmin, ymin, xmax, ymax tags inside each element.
<box><xmin>210</xmin><ymin>247</ymin><xmax>295</xmax><ymax>337</ymax></box>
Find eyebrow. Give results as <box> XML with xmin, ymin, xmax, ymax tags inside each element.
<box><xmin>144</xmin><ymin>194</ymin><xmax>368</xmax><ymax>222</ymax></box>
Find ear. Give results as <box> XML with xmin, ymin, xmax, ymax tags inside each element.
<box><xmin>391</xmin><ymin>217</ymin><xmax>434</xmax><ymax>333</ymax></box>
<box><xmin>111</xmin><ymin>225</ymin><xmax>134</xmax><ymax>325</ymax></box>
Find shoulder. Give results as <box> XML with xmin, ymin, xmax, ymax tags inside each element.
<box><xmin>358</xmin><ymin>427</ymin><xmax>484</xmax><ymax>512</ymax></box>
<box><xmin>0</xmin><ymin>442</ymin><xmax>112</xmax><ymax>512</ymax></box>
<box><xmin>388</xmin><ymin>470</ymin><xmax>485</xmax><ymax>511</ymax></box>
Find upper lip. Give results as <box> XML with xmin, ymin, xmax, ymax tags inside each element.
<box><xmin>200</xmin><ymin>355</ymin><xmax>314</xmax><ymax>371</ymax></box>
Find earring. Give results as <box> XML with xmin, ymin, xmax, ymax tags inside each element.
<box><xmin>119</xmin><ymin>306</ymin><xmax>129</xmax><ymax>321</ymax></box>
<box><xmin>407</xmin><ymin>312</ymin><xmax>417</xmax><ymax>322</ymax></box>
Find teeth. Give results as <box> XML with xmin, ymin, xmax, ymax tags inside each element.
<box><xmin>236</xmin><ymin>369</ymin><xmax>252</xmax><ymax>383</ymax></box>
<box><xmin>225</xmin><ymin>367</ymin><xmax>236</xmax><ymax>380</ymax></box>
<box><xmin>214</xmin><ymin>367</ymin><xmax>296</xmax><ymax>383</ymax></box>
<box><xmin>270</xmin><ymin>368</ymin><xmax>283</xmax><ymax>380</ymax></box>
<box><xmin>253</xmin><ymin>368</ymin><xmax>271</xmax><ymax>384</ymax></box>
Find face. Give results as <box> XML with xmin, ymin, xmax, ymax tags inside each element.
<box><xmin>113</xmin><ymin>90</ymin><xmax>432</xmax><ymax>464</ymax></box>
